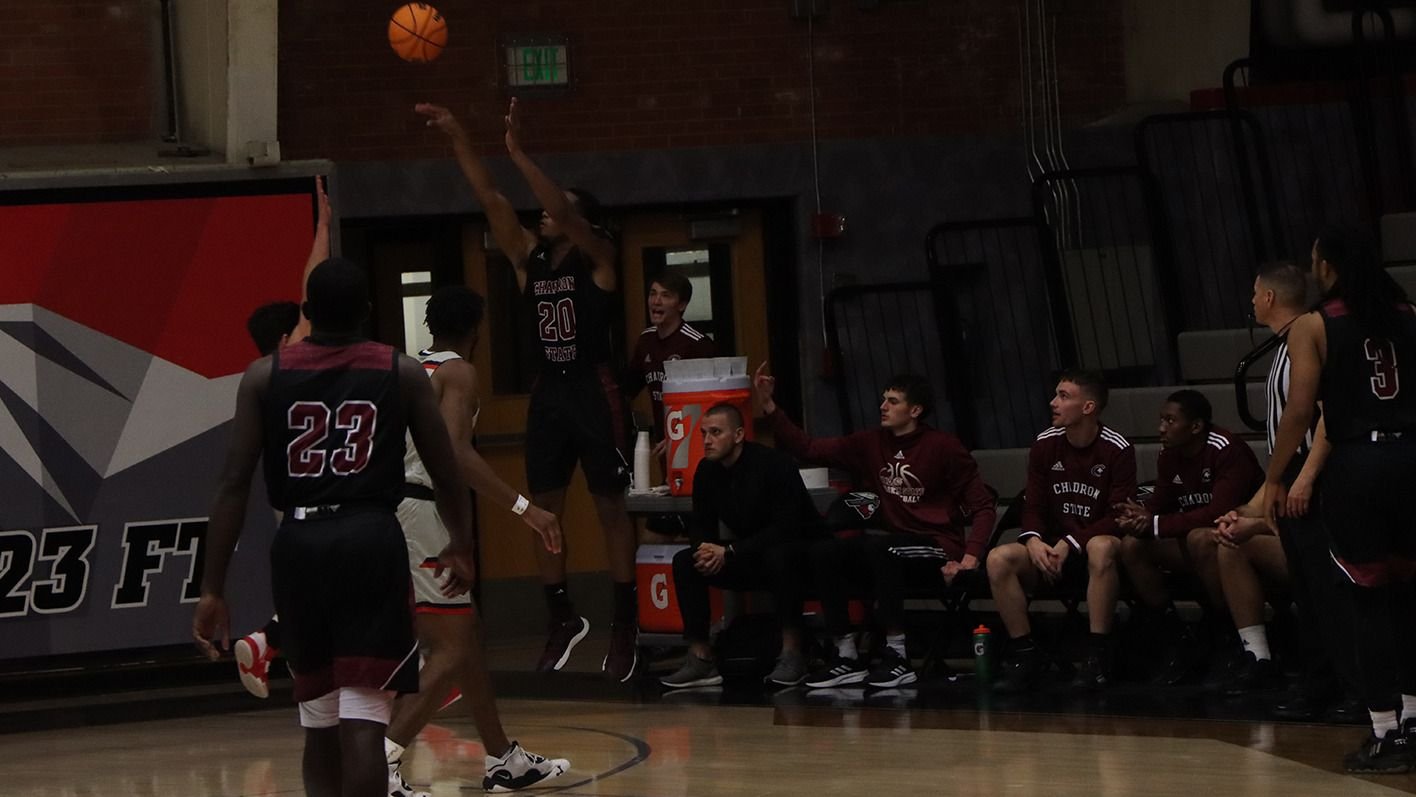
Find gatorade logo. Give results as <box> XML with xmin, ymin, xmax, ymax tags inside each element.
<box><xmin>974</xmin><ymin>640</ymin><xmax>986</xmax><ymax>657</ymax></box>
<box><xmin>651</xmin><ymin>573</ymin><xmax>670</xmax><ymax>609</ymax></box>
<box><xmin>666</xmin><ymin>404</ymin><xmax>703</xmax><ymax>467</ymax></box>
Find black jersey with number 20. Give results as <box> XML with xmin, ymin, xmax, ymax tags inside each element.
<box><xmin>1318</xmin><ymin>298</ymin><xmax>1416</xmax><ymax>443</ymax></box>
<box><xmin>523</xmin><ymin>243</ymin><xmax>613</xmax><ymax>375</ymax></box>
<box><xmin>262</xmin><ymin>339</ymin><xmax>406</xmax><ymax>511</ymax></box>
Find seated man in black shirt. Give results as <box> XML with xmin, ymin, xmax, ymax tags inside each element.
<box><xmin>660</xmin><ymin>403</ymin><xmax>823</xmax><ymax>689</ymax></box>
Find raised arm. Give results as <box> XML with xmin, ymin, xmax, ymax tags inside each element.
<box><xmin>503</xmin><ymin>97</ymin><xmax>617</xmax><ymax>290</ymax></box>
<box><xmin>193</xmin><ymin>358</ymin><xmax>271</xmax><ymax>659</ymax></box>
<box><xmin>433</xmin><ymin>360</ymin><xmax>561</xmax><ymax>553</ymax></box>
<box><xmin>289</xmin><ymin>175</ymin><xmax>331</xmax><ymax>346</ymax></box>
<box><xmin>416</xmin><ymin>103</ymin><xmax>538</xmax><ymax>285</ymax></box>
<box><xmin>755</xmin><ymin>361</ymin><xmax>859</xmax><ymax>469</ymax></box>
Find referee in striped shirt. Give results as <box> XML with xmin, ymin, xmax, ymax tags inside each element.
<box><xmin>1216</xmin><ymin>261</ymin><xmax>1357</xmax><ymax>714</ymax></box>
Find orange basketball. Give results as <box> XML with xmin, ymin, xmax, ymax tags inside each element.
<box><xmin>388</xmin><ymin>3</ymin><xmax>448</xmax><ymax>63</ymax></box>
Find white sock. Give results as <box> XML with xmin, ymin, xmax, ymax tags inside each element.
<box><xmin>1237</xmin><ymin>625</ymin><xmax>1270</xmax><ymax>661</ymax></box>
<box><xmin>1371</xmin><ymin>710</ymin><xmax>1400</xmax><ymax>737</ymax></box>
<box><xmin>835</xmin><ymin>635</ymin><xmax>858</xmax><ymax>660</ymax></box>
<box><xmin>886</xmin><ymin>634</ymin><xmax>907</xmax><ymax>658</ymax></box>
<box><xmin>385</xmin><ymin>738</ymin><xmax>405</xmax><ymax>765</ymax></box>
<box><xmin>1403</xmin><ymin>695</ymin><xmax>1416</xmax><ymax>722</ymax></box>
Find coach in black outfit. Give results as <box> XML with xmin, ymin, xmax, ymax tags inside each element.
<box><xmin>660</xmin><ymin>403</ymin><xmax>823</xmax><ymax>690</ymax></box>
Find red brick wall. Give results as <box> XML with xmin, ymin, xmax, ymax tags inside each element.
<box><xmin>280</xmin><ymin>0</ymin><xmax>1124</xmax><ymax>161</ymax></box>
<box><xmin>0</xmin><ymin>0</ymin><xmax>153</xmax><ymax>146</ymax></box>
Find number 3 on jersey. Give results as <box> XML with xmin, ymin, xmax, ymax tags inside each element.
<box><xmin>537</xmin><ymin>298</ymin><xmax>577</xmax><ymax>342</ymax></box>
<box><xmin>287</xmin><ymin>400</ymin><xmax>378</xmax><ymax>477</ymax></box>
<box><xmin>1365</xmin><ymin>338</ymin><xmax>1401</xmax><ymax>400</ymax></box>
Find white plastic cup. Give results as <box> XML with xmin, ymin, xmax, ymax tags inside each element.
<box><xmin>633</xmin><ymin>430</ymin><xmax>652</xmax><ymax>491</ymax></box>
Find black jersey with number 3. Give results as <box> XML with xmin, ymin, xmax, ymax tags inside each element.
<box><xmin>523</xmin><ymin>243</ymin><xmax>613</xmax><ymax>374</ymax></box>
<box><xmin>1318</xmin><ymin>298</ymin><xmax>1416</xmax><ymax>442</ymax></box>
<box><xmin>262</xmin><ymin>339</ymin><xmax>406</xmax><ymax>511</ymax></box>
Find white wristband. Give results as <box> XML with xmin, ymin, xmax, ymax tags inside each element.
<box><xmin>512</xmin><ymin>494</ymin><xmax>530</xmax><ymax>516</ymax></box>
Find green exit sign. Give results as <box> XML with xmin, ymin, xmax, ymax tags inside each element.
<box><xmin>505</xmin><ymin>40</ymin><xmax>569</xmax><ymax>88</ymax></box>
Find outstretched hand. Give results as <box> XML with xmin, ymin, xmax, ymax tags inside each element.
<box><xmin>504</xmin><ymin>97</ymin><xmax>523</xmax><ymax>155</ymax></box>
<box><xmin>414</xmin><ymin>103</ymin><xmax>468</xmax><ymax>141</ymax></box>
<box><xmin>315</xmin><ymin>175</ymin><xmax>331</xmax><ymax>228</ymax></box>
<box><xmin>753</xmin><ymin>361</ymin><xmax>777</xmax><ymax>414</ymax></box>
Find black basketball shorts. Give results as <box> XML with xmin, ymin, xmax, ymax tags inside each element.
<box><xmin>525</xmin><ymin>365</ymin><xmax>630</xmax><ymax>496</ymax></box>
<box><xmin>270</xmin><ymin>508</ymin><xmax>419</xmax><ymax>703</ymax></box>
<box><xmin>1320</xmin><ymin>442</ymin><xmax>1416</xmax><ymax>587</ymax></box>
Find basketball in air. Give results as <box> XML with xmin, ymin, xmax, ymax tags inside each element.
<box><xmin>388</xmin><ymin>3</ymin><xmax>448</xmax><ymax>63</ymax></box>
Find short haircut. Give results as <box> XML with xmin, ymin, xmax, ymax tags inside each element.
<box><xmin>884</xmin><ymin>374</ymin><xmax>933</xmax><ymax>419</ymax></box>
<box><xmin>652</xmin><ymin>271</ymin><xmax>694</xmax><ymax>305</ymax></box>
<box><xmin>303</xmin><ymin>257</ymin><xmax>369</xmax><ymax>333</ymax></box>
<box><xmin>1166</xmin><ymin>389</ymin><xmax>1213</xmax><ymax>427</ymax></box>
<box><xmin>246</xmin><ymin>301</ymin><xmax>299</xmax><ymax>356</ymax></box>
<box><xmin>1256</xmin><ymin>261</ymin><xmax>1311</xmax><ymax>310</ymax></box>
<box><xmin>704</xmin><ymin>402</ymin><xmax>744</xmax><ymax>430</ymax></box>
<box><xmin>1057</xmin><ymin>369</ymin><xmax>1109</xmax><ymax>413</ymax></box>
<box><xmin>424</xmin><ymin>285</ymin><xmax>485</xmax><ymax>340</ymax></box>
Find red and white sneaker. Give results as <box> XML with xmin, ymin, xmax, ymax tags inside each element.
<box><xmin>439</xmin><ymin>687</ymin><xmax>463</xmax><ymax>711</ymax></box>
<box><xmin>234</xmin><ymin>631</ymin><xmax>277</xmax><ymax>699</ymax></box>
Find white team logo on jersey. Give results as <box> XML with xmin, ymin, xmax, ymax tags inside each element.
<box><xmin>1091</xmin><ymin>464</ymin><xmax>1107</xmax><ymax>477</ymax></box>
<box><xmin>878</xmin><ymin>462</ymin><xmax>924</xmax><ymax>504</ymax></box>
<box><xmin>1201</xmin><ymin>468</ymin><xmax>1213</xmax><ymax>483</ymax></box>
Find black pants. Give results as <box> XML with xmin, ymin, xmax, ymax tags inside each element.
<box><xmin>1321</xmin><ymin>442</ymin><xmax>1416</xmax><ymax>711</ymax></box>
<box><xmin>672</xmin><ymin>542</ymin><xmax>808</xmax><ymax>643</ymax></box>
<box><xmin>1277</xmin><ymin>497</ymin><xmax>1358</xmax><ymax>694</ymax></box>
<box><xmin>811</xmin><ymin>533</ymin><xmax>949</xmax><ymax>637</ymax></box>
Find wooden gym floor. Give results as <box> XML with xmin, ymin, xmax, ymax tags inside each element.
<box><xmin>7</xmin><ymin>694</ymin><xmax>1416</xmax><ymax>796</ymax></box>
<box><xmin>6</xmin><ymin>629</ymin><xmax>1416</xmax><ymax>797</ymax></box>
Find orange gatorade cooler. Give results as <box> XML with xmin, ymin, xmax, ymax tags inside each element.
<box><xmin>662</xmin><ymin>357</ymin><xmax>753</xmax><ymax>496</ymax></box>
<box><xmin>637</xmin><ymin>544</ymin><xmax>724</xmax><ymax>633</ymax></box>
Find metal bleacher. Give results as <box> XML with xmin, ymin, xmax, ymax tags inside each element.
<box><xmin>966</xmin><ymin>264</ymin><xmax>1416</xmax><ymax>503</ymax></box>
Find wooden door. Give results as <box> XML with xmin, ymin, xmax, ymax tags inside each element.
<box><xmin>464</xmin><ymin>208</ymin><xmax>771</xmax><ymax>580</ymax></box>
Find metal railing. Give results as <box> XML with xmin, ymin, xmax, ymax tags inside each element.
<box><xmin>1233</xmin><ymin>332</ymin><xmax>1284</xmax><ymax>433</ymax></box>
<box><xmin>1032</xmin><ymin>165</ymin><xmax>1182</xmax><ymax>385</ymax></box>
<box><xmin>925</xmin><ymin>217</ymin><xmax>1061</xmax><ymax>448</ymax></box>
<box><xmin>823</xmin><ymin>281</ymin><xmax>969</xmax><ymax>442</ymax></box>
<box><xmin>1223</xmin><ymin>10</ymin><xmax>1416</xmax><ymax>259</ymax></box>
<box><xmin>1136</xmin><ymin>110</ymin><xmax>1278</xmax><ymax>330</ymax></box>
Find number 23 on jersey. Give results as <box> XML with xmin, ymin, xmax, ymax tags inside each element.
<box><xmin>287</xmin><ymin>400</ymin><xmax>378</xmax><ymax>477</ymax></box>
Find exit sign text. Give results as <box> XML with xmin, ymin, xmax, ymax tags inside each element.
<box><xmin>506</xmin><ymin>43</ymin><xmax>569</xmax><ymax>88</ymax></box>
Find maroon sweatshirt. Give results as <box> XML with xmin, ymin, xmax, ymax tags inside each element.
<box><xmin>1020</xmin><ymin>424</ymin><xmax>1137</xmax><ymax>551</ymax></box>
<box><xmin>1145</xmin><ymin>426</ymin><xmax>1263</xmax><ymax>539</ymax></box>
<box><xmin>766</xmin><ymin>410</ymin><xmax>997</xmax><ymax>560</ymax></box>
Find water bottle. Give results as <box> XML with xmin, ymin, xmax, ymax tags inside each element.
<box><xmin>973</xmin><ymin>624</ymin><xmax>992</xmax><ymax>686</ymax></box>
<box><xmin>633</xmin><ymin>430</ymin><xmax>652</xmax><ymax>491</ymax></box>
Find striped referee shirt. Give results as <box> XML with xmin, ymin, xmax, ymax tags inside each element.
<box><xmin>1266</xmin><ymin>334</ymin><xmax>1314</xmax><ymax>456</ymax></box>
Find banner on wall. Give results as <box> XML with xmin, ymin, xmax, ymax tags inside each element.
<box><xmin>0</xmin><ymin>179</ymin><xmax>318</xmax><ymax>660</ymax></box>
